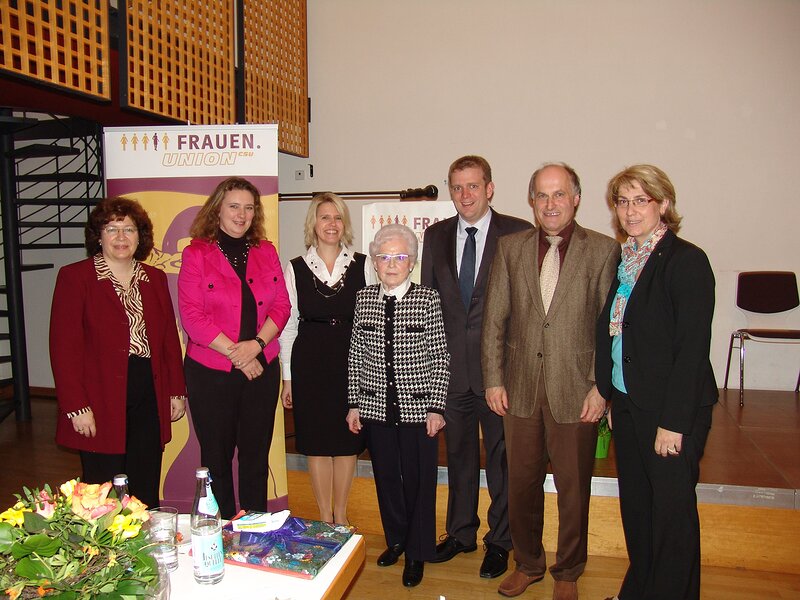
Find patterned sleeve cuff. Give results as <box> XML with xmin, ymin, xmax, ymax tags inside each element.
<box><xmin>170</xmin><ymin>395</ymin><xmax>187</xmax><ymax>402</ymax></box>
<box><xmin>65</xmin><ymin>406</ymin><xmax>92</xmax><ymax>419</ymax></box>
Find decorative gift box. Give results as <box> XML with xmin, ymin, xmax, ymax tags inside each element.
<box><xmin>221</xmin><ymin>513</ymin><xmax>355</xmax><ymax>579</ymax></box>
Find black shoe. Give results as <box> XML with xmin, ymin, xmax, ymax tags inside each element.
<box><xmin>377</xmin><ymin>544</ymin><xmax>404</xmax><ymax>567</ymax></box>
<box><xmin>479</xmin><ymin>543</ymin><xmax>509</xmax><ymax>579</ymax></box>
<box><xmin>402</xmin><ymin>559</ymin><xmax>424</xmax><ymax>587</ymax></box>
<box><xmin>429</xmin><ymin>535</ymin><xmax>478</xmax><ymax>563</ymax></box>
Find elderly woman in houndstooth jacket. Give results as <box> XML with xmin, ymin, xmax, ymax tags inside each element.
<box><xmin>346</xmin><ymin>223</ymin><xmax>450</xmax><ymax>588</ymax></box>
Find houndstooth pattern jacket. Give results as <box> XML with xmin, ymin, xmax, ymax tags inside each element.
<box><xmin>348</xmin><ymin>283</ymin><xmax>450</xmax><ymax>425</ymax></box>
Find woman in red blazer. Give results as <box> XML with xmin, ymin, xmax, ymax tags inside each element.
<box><xmin>178</xmin><ymin>177</ymin><xmax>290</xmax><ymax>518</ymax></box>
<box><xmin>50</xmin><ymin>197</ymin><xmax>187</xmax><ymax>508</ymax></box>
<box><xmin>596</xmin><ymin>165</ymin><xmax>717</xmax><ymax>600</ymax></box>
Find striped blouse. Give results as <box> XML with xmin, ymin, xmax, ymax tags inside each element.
<box><xmin>94</xmin><ymin>254</ymin><xmax>151</xmax><ymax>358</ymax></box>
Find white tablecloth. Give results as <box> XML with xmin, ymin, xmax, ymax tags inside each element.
<box><xmin>169</xmin><ymin>534</ymin><xmax>364</xmax><ymax>599</ymax></box>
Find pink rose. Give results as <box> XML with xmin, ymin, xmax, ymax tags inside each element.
<box><xmin>35</xmin><ymin>490</ymin><xmax>56</xmax><ymax>520</ymax></box>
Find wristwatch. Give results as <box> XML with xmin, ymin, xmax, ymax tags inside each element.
<box><xmin>254</xmin><ymin>336</ymin><xmax>267</xmax><ymax>350</ymax></box>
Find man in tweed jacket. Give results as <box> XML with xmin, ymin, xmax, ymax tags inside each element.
<box><xmin>347</xmin><ymin>224</ymin><xmax>450</xmax><ymax>587</ymax></box>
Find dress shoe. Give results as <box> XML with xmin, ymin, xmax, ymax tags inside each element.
<box><xmin>376</xmin><ymin>544</ymin><xmax>404</xmax><ymax>567</ymax></box>
<box><xmin>498</xmin><ymin>570</ymin><xmax>544</xmax><ymax>597</ymax></box>
<box><xmin>552</xmin><ymin>579</ymin><xmax>578</xmax><ymax>600</ymax></box>
<box><xmin>479</xmin><ymin>543</ymin><xmax>509</xmax><ymax>578</ymax></box>
<box><xmin>402</xmin><ymin>559</ymin><xmax>424</xmax><ymax>587</ymax></box>
<box><xmin>429</xmin><ymin>535</ymin><xmax>478</xmax><ymax>563</ymax></box>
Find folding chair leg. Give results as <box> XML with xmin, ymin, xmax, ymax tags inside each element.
<box><xmin>739</xmin><ymin>337</ymin><xmax>746</xmax><ymax>407</ymax></box>
<box><xmin>795</xmin><ymin>368</ymin><xmax>799</xmax><ymax>393</ymax></box>
<box><xmin>723</xmin><ymin>333</ymin><xmax>736</xmax><ymax>390</ymax></box>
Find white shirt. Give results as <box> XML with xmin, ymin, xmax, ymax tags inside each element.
<box><xmin>279</xmin><ymin>246</ymin><xmax>375</xmax><ymax>379</ymax></box>
<box><xmin>455</xmin><ymin>209</ymin><xmax>493</xmax><ymax>283</ymax></box>
<box><xmin>378</xmin><ymin>276</ymin><xmax>412</xmax><ymax>302</ymax></box>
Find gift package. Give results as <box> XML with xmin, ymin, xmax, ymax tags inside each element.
<box><xmin>221</xmin><ymin>513</ymin><xmax>356</xmax><ymax>579</ymax></box>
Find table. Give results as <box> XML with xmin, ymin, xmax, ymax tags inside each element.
<box><xmin>169</xmin><ymin>534</ymin><xmax>365</xmax><ymax>599</ymax></box>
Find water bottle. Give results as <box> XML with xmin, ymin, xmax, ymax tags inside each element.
<box><xmin>112</xmin><ymin>473</ymin><xmax>129</xmax><ymax>504</ymax></box>
<box><xmin>190</xmin><ymin>467</ymin><xmax>225</xmax><ymax>584</ymax></box>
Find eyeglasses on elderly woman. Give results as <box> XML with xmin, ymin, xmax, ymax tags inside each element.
<box><xmin>374</xmin><ymin>253</ymin><xmax>410</xmax><ymax>264</ymax></box>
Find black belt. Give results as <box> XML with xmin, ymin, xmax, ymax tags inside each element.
<box><xmin>299</xmin><ymin>317</ymin><xmax>352</xmax><ymax>325</ymax></box>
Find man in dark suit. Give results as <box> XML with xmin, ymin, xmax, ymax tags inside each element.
<box><xmin>482</xmin><ymin>163</ymin><xmax>620</xmax><ymax>600</ymax></box>
<box><xmin>421</xmin><ymin>155</ymin><xmax>532</xmax><ymax>579</ymax></box>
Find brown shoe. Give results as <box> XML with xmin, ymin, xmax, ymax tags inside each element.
<box><xmin>498</xmin><ymin>570</ymin><xmax>544</xmax><ymax>597</ymax></box>
<box><xmin>552</xmin><ymin>580</ymin><xmax>578</xmax><ymax>600</ymax></box>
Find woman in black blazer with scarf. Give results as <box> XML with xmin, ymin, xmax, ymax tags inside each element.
<box><xmin>595</xmin><ymin>165</ymin><xmax>717</xmax><ymax>600</ymax></box>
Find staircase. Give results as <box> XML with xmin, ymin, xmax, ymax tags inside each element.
<box><xmin>0</xmin><ymin>110</ymin><xmax>104</xmax><ymax>422</ymax></box>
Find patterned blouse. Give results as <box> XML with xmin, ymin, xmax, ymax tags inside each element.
<box><xmin>94</xmin><ymin>254</ymin><xmax>150</xmax><ymax>358</ymax></box>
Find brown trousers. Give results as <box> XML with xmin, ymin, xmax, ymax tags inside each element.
<box><xmin>504</xmin><ymin>373</ymin><xmax>597</xmax><ymax>582</ymax></box>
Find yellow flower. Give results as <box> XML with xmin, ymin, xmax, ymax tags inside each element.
<box><xmin>109</xmin><ymin>514</ymin><xmax>141</xmax><ymax>540</ymax></box>
<box><xmin>59</xmin><ymin>479</ymin><xmax>78</xmax><ymax>501</ymax></box>
<box><xmin>108</xmin><ymin>551</ymin><xmax>117</xmax><ymax>567</ymax></box>
<box><xmin>0</xmin><ymin>502</ymin><xmax>30</xmax><ymax>527</ymax></box>
<box><xmin>123</xmin><ymin>496</ymin><xmax>150</xmax><ymax>522</ymax></box>
<box><xmin>82</xmin><ymin>544</ymin><xmax>100</xmax><ymax>557</ymax></box>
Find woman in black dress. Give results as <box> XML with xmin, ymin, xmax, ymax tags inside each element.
<box><xmin>279</xmin><ymin>193</ymin><xmax>371</xmax><ymax>524</ymax></box>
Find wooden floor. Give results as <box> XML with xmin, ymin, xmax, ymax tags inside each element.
<box><xmin>287</xmin><ymin>387</ymin><xmax>800</xmax><ymax>489</ymax></box>
<box><xmin>2</xmin><ymin>392</ymin><xmax>800</xmax><ymax>599</ymax></box>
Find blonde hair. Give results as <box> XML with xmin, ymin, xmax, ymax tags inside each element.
<box><xmin>606</xmin><ymin>164</ymin><xmax>682</xmax><ymax>237</ymax></box>
<box><xmin>189</xmin><ymin>177</ymin><xmax>266</xmax><ymax>243</ymax></box>
<box><xmin>303</xmin><ymin>193</ymin><xmax>353</xmax><ymax>249</ymax></box>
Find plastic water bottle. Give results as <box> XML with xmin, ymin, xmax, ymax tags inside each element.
<box><xmin>190</xmin><ymin>467</ymin><xmax>225</xmax><ymax>584</ymax></box>
<box><xmin>112</xmin><ymin>473</ymin><xmax>129</xmax><ymax>503</ymax></box>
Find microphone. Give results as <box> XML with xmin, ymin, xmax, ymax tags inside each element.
<box><xmin>399</xmin><ymin>185</ymin><xmax>438</xmax><ymax>200</ymax></box>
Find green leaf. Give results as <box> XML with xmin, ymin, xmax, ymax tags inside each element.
<box><xmin>47</xmin><ymin>592</ymin><xmax>79</xmax><ymax>600</ymax></box>
<box><xmin>0</xmin><ymin>521</ymin><xmax>20</xmax><ymax>553</ymax></box>
<box><xmin>22</xmin><ymin>510</ymin><xmax>49</xmax><ymax>533</ymax></box>
<box><xmin>13</xmin><ymin>533</ymin><xmax>62</xmax><ymax>558</ymax></box>
<box><xmin>14</xmin><ymin>554</ymin><xmax>54</xmax><ymax>579</ymax></box>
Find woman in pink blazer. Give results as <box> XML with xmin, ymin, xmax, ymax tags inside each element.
<box><xmin>178</xmin><ymin>177</ymin><xmax>290</xmax><ymax>518</ymax></box>
<box><xmin>50</xmin><ymin>197</ymin><xmax>186</xmax><ymax>509</ymax></box>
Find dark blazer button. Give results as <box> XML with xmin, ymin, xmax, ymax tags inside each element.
<box><xmin>258</xmin><ymin>301</ymin><xmax>263</xmax><ymax>306</ymax></box>
<box><xmin>208</xmin><ymin>283</ymin><xmax>214</xmax><ymax>289</ymax></box>
<box><xmin>273</xmin><ymin>276</ymin><xmax>278</xmax><ymax>282</ymax></box>
<box><xmin>623</xmin><ymin>356</ymin><xmax>631</xmax><ymax>363</ymax></box>
<box><xmin>248</xmin><ymin>278</ymin><xmax>254</xmax><ymax>284</ymax></box>
<box><xmin>537</xmin><ymin>352</ymin><xmax>543</xmax><ymax>358</ymax></box>
<box><xmin>544</xmin><ymin>323</ymin><xmax>550</xmax><ymax>328</ymax></box>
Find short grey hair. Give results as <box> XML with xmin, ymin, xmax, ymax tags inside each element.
<box><xmin>369</xmin><ymin>223</ymin><xmax>418</xmax><ymax>264</ymax></box>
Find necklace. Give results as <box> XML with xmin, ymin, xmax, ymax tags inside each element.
<box><xmin>313</xmin><ymin>264</ymin><xmax>350</xmax><ymax>298</ymax></box>
<box><xmin>217</xmin><ymin>239</ymin><xmax>250</xmax><ymax>270</ymax></box>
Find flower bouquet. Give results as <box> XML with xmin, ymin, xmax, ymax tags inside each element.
<box><xmin>0</xmin><ymin>480</ymin><xmax>161</xmax><ymax>599</ymax></box>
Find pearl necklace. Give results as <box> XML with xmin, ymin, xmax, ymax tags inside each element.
<box><xmin>216</xmin><ymin>239</ymin><xmax>250</xmax><ymax>270</ymax></box>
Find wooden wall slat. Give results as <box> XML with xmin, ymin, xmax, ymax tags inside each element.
<box><xmin>124</xmin><ymin>0</ymin><xmax>235</xmax><ymax>124</ymax></box>
<box><xmin>244</xmin><ymin>0</ymin><xmax>309</xmax><ymax>156</ymax></box>
<box><xmin>0</xmin><ymin>0</ymin><xmax>109</xmax><ymax>99</ymax></box>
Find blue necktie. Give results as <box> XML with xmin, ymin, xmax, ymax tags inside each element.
<box><xmin>459</xmin><ymin>227</ymin><xmax>478</xmax><ymax>309</ymax></box>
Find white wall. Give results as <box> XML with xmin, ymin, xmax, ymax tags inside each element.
<box><xmin>278</xmin><ymin>0</ymin><xmax>800</xmax><ymax>390</ymax></box>
<box><xmin>22</xmin><ymin>0</ymin><xmax>800</xmax><ymax>390</ymax></box>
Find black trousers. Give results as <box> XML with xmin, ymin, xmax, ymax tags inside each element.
<box><xmin>80</xmin><ymin>355</ymin><xmax>162</xmax><ymax>508</ymax></box>
<box><xmin>612</xmin><ymin>388</ymin><xmax>712</xmax><ymax>600</ymax></box>
<box><xmin>185</xmin><ymin>355</ymin><xmax>279</xmax><ymax>519</ymax></box>
<box><xmin>443</xmin><ymin>388</ymin><xmax>510</xmax><ymax>550</ymax></box>
<box><xmin>365</xmin><ymin>421</ymin><xmax>438</xmax><ymax>562</ymax></box>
